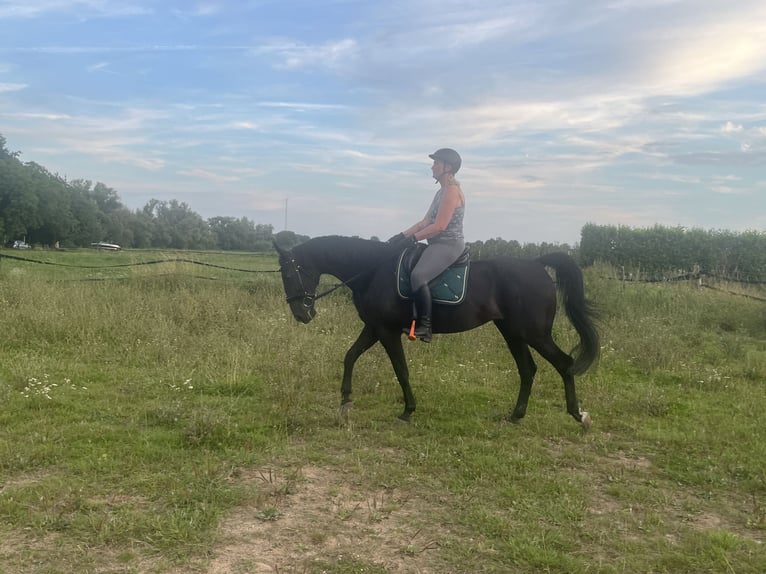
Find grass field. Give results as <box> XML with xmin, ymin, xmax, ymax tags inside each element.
<box><xmin>1</xmin><ymin>247</ymin><xmax>765</xmax><ymax>573</ymax></box>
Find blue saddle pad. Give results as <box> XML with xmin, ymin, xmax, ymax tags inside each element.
<box><xmin>396</xmin><ymin>250</ymin><xmax>470</xmax><ymax>305</ymax></box>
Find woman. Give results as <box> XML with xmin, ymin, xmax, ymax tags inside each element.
<box><xmin>388</xmin><ymin>148</ymin><xmax>466</xmax><ymax>343</ymax></box>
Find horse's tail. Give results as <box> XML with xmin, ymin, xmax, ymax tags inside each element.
<box><xmin>536</xmin><ymin>252</ymin><xmax>600</xmax><ymax>376</ymax></box>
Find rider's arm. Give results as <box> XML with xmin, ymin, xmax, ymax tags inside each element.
<box><xmin>412</xmin><ymin>185</ymin><xmax>461</xmax><ymax>241</ymax></box>
<box><xmin>402</xmin><ymin>217</ymin><xmax>429</xmax><ymax>237</ymax></box>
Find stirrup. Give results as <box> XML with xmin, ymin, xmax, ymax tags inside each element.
<box><xmin>403</xmin><ymin>319</ymin><xmax>431</xmax><ymax>342</ymax></box>
<box><xmin>412</xmin><ymin>319</ymin><xmax>432</xmax><ymax>343</ymax></box>
<box><xmin>414</xmin><ymin>327</ymin><xmax>432</xmax><ymax>343</ymax></box>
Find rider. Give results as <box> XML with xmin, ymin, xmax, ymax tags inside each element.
<box><xmin>388</xmin><ymin>148</ymin><xmax>466</xmax><ymax>343</ymax></box>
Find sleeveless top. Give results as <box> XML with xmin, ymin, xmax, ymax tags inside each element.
<box><xmin>427</xmin><ymin>187</ymin><xmax>465</xmax><ymax>244</ymax></box>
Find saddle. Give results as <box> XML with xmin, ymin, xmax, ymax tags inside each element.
<box><xmin>396</xmin><ymin>244</ymin><xmax>471</xmax><ymax>305</ymax></box>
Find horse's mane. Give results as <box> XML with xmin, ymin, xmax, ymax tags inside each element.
<box><xmin>297</xmin><ymin>235</ymin><xmax>392</xmax><ymax>259</ymax></box>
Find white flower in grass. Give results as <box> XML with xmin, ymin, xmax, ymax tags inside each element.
<box><xmin>21</xmin><ymin>374</ymin><xmax>85</xmax><ymax>399</ymax></box>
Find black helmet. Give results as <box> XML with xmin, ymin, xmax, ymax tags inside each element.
<box><xmin>429</xmin><ymin>148</ymin><xmax>461</xmax><ymax>174</ymax></box>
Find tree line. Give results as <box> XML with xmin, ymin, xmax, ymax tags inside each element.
<box><xmin>579</xmin><ymin>223</ymin><xmax>766</xmax><ymax>282</ymax></box>
<box><xmin>0</xmin><ymin>135</ymin><xmax>307</xmax><ymax>251</ymax></box>
<box><xmin>1</xmin><ymin>134</ymin><xmax>575</xmax><ymax>256</ymax></box>
<box><xmin>3</xmin><ymin>134</ymin><xmax>763</xmax><ymax>280</ymax></box>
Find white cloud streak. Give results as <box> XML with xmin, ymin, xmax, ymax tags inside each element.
<box><xmin>0</xmin><ymin>82</ymin><xmax>26</xmax><ymax>92</ymax></box>
<box><xmin>0</xmin><ymin>0</ymin><xmax>151</xmax><ymax>19</ymax></box>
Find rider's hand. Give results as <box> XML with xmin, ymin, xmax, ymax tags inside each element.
<box><xmin>388</xmin><ymin>233</ymin><xmax>416</xmax><ymax>248</ymax></box>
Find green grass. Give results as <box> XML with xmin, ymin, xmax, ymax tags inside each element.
<box><xmin>1</xmin><ymin>249</ymin><xmax>765</xmax><ymax>573</ymax></box>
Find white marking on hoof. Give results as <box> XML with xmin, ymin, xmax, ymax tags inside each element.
<box><xmin>340</xmin><ymin>401</ymin><xmax>353</xmax><ymax>418</ymax></box>
<box><xmin>580</xmin><ymin>410</ymin><xmax>591</xmax><ymax>431</ymax></box>
<box><xmin>339</xmin><ymin>402</ymin><xmax>354</xmax><ymax>431</ymax></box>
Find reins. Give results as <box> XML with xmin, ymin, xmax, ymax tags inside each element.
<box><xmin>281</xmin><ymin>247</ymin><xmax>403</xmax><ymax>304</ymax></box>
<box><xmin>314</xmin><ymin>269</ymin><xmax>369</xmax><ymax>300</ymax></box>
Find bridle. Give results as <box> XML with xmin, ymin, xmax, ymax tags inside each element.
<box><xmin>280</xmin><ymin>255</ymin><xmax>318</xmax><ymax>309</ymax></box>
<box><xmin>279</xmin><ymin>252</ymin><xmax>383</xmax><ymax>306</ymax></box>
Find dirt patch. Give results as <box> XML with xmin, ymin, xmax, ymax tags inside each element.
<box><xmin>204</xmin><ymin>465</ymin><xmax>447</xmax><ymax>573</ymax></box>
<box><xmin>612</xmin><ymin>453</ymin><xmax>652</xmax><ymax>470</ymax></box>
<box><xmin>692</xmin><ymin>512</ymin><xmax>722</xmax><ymax>530</ymax></box>
<box><xmin>585</xmin><ymin>451</ymin><xmax>765</xmax><ymax>547</ymax></box>
<box><xmin>0</xmin><ymin>470</ymin><xmax>49</xmax><ymax>491</ymax></box>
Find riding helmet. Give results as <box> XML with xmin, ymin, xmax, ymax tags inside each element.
<box><xmin>429</xmin><ymin>148</ymin><xmax>461</xmax><ymax>174</ymax></box>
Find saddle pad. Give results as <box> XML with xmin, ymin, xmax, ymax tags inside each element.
<box><xmin>396</xmin><ymin>251</ymin><xmax>470</xmax><ymax>305</ymax></box>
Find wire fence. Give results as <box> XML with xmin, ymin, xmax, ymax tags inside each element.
<box><xmin>600</xmin><ymin>268</ymin><xmax>766</xmax><ymax>302</ymax></box>
<box><xmin>0</xmin><ymin>252</ymin><xmax>281</xmax><ymax>287</ymax></box>
<box><xmin>4</xmin><ymin>251</ymin><xmax>765</xmax><ymax>302</ymax></box>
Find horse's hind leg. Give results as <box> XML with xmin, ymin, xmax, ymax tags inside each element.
<box><xmin>341</xmin><ymin>324</ymin><xmax>379</xmax><ymax>412</ymax></box>
<box><xmin>530</xmin><ymin>335</ymin><xmax>590</xmax><ymax>429</ymax></box>
<box><xmin>494</xmin><ymin>320</ymin><xmax>537</xmax><ymax>422</ymax></box>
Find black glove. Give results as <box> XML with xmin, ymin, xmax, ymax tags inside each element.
<box><xmin>388</xmin><ymin>232</ymin><xmax>416</xmax><ymax>249</ymax></box>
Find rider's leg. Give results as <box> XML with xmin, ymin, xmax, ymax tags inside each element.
<box><xmin>409</xmin><ymin>240</ymin><xmax>464</xmax><ymax>342</ymax></box>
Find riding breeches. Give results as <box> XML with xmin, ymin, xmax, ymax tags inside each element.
<box><xmin>410</xmin><ymin>240</ymin><xmax>466</xmax><ymax>291</ymax></box>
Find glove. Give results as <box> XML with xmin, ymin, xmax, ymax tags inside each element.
<box><xmin>388</xmin><ymin>233</ymin><xmax>416</xmax><ymax>249</ymax></box>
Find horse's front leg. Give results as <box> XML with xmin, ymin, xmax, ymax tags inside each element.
<box><xmin>340</xmin><ymin>324</ymin><xmax>379</xmax><ymax>414</ymax></box>
<box><xmin>378</xmin><ymin>328</ymin><xmax>416</xmax><ymax>421</ymax></box>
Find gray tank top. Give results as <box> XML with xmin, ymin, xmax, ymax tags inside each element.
<box><xmin>427</xmin><ymin>187</ymin><xmax>464</xmax><ymax>243</ymax></box>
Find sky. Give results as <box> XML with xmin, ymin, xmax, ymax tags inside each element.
<box><xmin>0</xmin><ymin>1</ymin><xmax>764</xmax><ymax>245</ymax></box>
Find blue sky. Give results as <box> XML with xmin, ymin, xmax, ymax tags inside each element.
<box><xmin>1</xmin><ymin>0</ymin><xmax>764</xmax><ymax>244</ymax></box>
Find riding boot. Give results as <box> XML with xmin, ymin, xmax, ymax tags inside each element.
<box><xmin>412</xmin><ymin>285</ymin><xmax>433</xmax><ymax>343</ymax></box>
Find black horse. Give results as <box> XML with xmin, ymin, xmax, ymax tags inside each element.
<box><xmin>275</xmin><ymin>236</ymin><xmax>599</xmax><ymax>428</ymax></box>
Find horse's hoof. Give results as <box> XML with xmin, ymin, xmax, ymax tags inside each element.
<box><xmin>397</xmin><ymin>412</ymin><xmax>412</xmax><ymax>423</ymax></box>
<box><xmin>502</xmin><ymin>414</ymin><xmax>523</xmax><ymax>424</ymax></box>
<box><xmin>340</xmin><ymin>401</ymin><xmax>353</xmax><ymax>417</ymax></box>
<box><xmin>580</xmin><ymin>410</ymin><xmax>591</xmax><ymax>431</ymax></box>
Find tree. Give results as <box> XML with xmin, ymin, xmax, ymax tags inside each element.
<box><xmin>17</xmin><ymin>162</ymin><xmax>75</xmax><ymax>246</ymax></box>
<box><xmin>253</xmin><ymin>223</ymin><xmax>274</xmax><ymax>251</ymax></box>
<box><xmin>143</xmin><ymin>199</ymin><xmax>214</xmax><ymax>249</ymax></box>
<box><xmin>0</xmin><ymin>141</ymin><xmax>40</xmax><ymax>242</ymax></box>
<box><xmin>90</xmin><ymin>182</ymin><xmax>123</xmax><ymax>214</ymax></box>
<box><xmin>274</xmin><ymin>230</ymin><xmax>310</xmax><ymax>250</ymax></box>
<box><xmin>63</xmin><ymin>179</ymin><xmax>103</xmax><ymax>246</ymax></box>
<box><xmin>127</xmin><ymin>209</ymin><xmax>155</xmax><ymax>248</ymax></box>
<box><xmin>209</xmin><ymin>216</ymin><xmax>257</xmax><ymax>250</ymax></box>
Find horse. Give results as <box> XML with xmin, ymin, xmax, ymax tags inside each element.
<box><xmin>274</xmin><ymin>235</ymin><xmax>600</xmax><ymax>428</ymax></box>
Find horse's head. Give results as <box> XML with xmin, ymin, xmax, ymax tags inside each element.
<box><xmin>274</xmin><ymin>241</ymin><xmax>318</xmax><ymax>324</ymax></box>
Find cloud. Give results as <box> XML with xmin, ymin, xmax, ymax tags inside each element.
<box><xmin>193</xmin><ymin>4</ymin><xmax>220</xmax><ymax>17</ymax></box>
<box><xmin>0</xmin><ymin>111</ymin><xmax>70</xmax><ymax>120</ymax></box>
<box><xmin>710</xmin><ymin>185</ymin><xmax>741</xmax><ymax>195</ymax></box>
<box><xmin>576</xmin><ymin>2</ymin><xmax>766</xmax><ymax>98</ymax></box>
<box><xmin>713</xmin><ymin>175</ymin><xmax>742</xmax><ymax>183</ymax></box>
<box><xmin>0</xmin><ymin>0</ymin><xmax>151</xmax><ymax>19</ymax></box>
<box><xmin>444</xmin><ymin>16</ymin><xmax>525</xmax><ymax>49</ymax></box>
<box><xmin>0</xmin><ymin>82</ymin><xmax>27</xmax><ymax>92</ymax></box>
<box><xmin>12</xmin><ymin>44</ymin><xmax>203</xmax><ymax>55</ymax></box>
<box><xmin>53</xmin><ymin>136</ymin><xmax>166</xmax><ymax>170</ymax></box>
<box><xmin>257</xmin><ymin>101</ymin><xmax>347</xmax><ymax>112</ymax></box>
<box><xmin>86</xmin><ymin>61</ymin><xmax>114</xmax><ymax>73</ymax></box>
<box><xmin>644</xmin><ymin>22</ymin><xmax>765</xmax><ymax>96</ymax></box>
<box><xmin>362</xmin><ymin>1</ymin><xmax>766</xmax><ymax>107</ymax></box>
<box><xmin>254</xmin><ymin>38</ymin><xmax>358</xmax><ymax>71</ymax></box>
<box><xmin>177</xmin><ymin>168</ymin><xmax>240</xmax><ymax>183</ymax></box>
